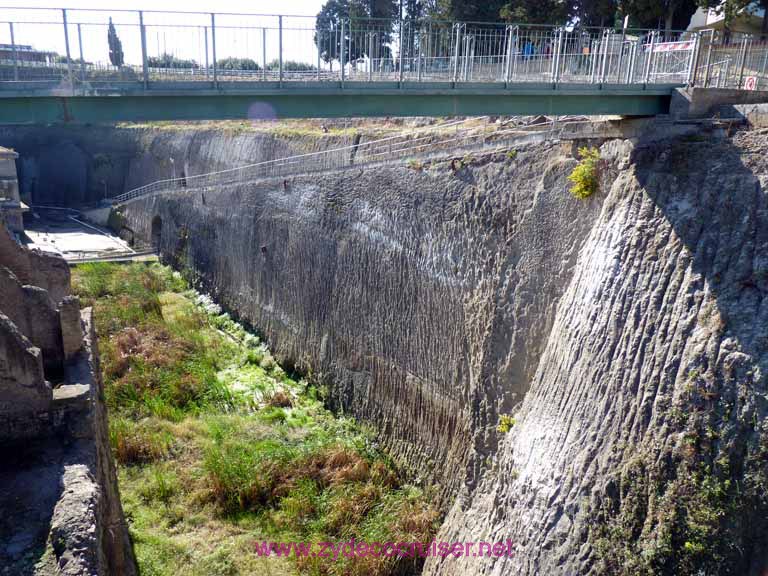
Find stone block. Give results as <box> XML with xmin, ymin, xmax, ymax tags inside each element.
<box><xmin>0</xmin><ymin>312</ymin><xmax>51</xmax><ymax>416</ymax></box>
<box><xmin>60</xmin><ymin>296</ymin><xmax>83</xmax><ymax>361</ymax></box>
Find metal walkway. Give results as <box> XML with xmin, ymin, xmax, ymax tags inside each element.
<box><xmin>0</xmin><ymin>8</ymin><xmax>765</xmax><ymax>121</ymax></box>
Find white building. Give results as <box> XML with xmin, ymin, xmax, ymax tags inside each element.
<box><xmin>688</xmin><ymin>2</ymin><xmax>766</xmax><ymax>35</ymax></box>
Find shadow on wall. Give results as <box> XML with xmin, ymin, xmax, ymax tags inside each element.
<box><xmin>595</xmin><ymin>132</ymin><xmax>768</xmax><ymax>575</ymax></box>
<box><xmin>151</xmin><ymin>215</ymin><xmax>162</xmax><ymax>252</ymax></box>
<box><xmin>17</xmin><ymin>142</ymin><xmax>88</xmax><ymax>206</ymax></box>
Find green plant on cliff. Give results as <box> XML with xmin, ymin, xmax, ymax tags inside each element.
<box><xmin>568</xmin><ymin>147</ymin><xmax>600</xmax><ymax>199</ymax></box>
<box><xmin>406</xmin><ymin>158</ymin><xmax>424</xmax><ymax>171</ymax></box>
<box><xmin>497</xmin><ymin>414</ymin><xmax>516</xmax><ymax>434</ymax></box>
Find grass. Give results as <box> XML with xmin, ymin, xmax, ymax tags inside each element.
<box><xmin>406</xmin><ymin>158</ymin><xmax>424</xmax><ymax>171</ymax></box>
<box><xmin>72</xmin><ymin>262</ymin><xmax>439</xmax><ymax>576</ymax></box>
<box><xmin>113</xmin><ymin>119</ymin><xmax>403</xmax><ymax>139</ymax></box>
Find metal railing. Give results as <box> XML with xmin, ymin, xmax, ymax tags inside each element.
<box><xmin>113</xmin><ymin>116</ymin><xmax>590</xmax><ymax>204</ymax></box>
<box><xmin>694</xmin><ymin>30</ymin><xmax>768</xmax><ymax>89</ymax></box>
<box><xmin>0</xmin><ymin>7</ymin><xmax>716</xmax><ymax>89</ymax></box>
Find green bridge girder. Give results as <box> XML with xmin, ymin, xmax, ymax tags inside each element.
<box><xmin>0</xmin><ymin>82</ymin><xmax>680</xmax><ymax>123</ymax></box>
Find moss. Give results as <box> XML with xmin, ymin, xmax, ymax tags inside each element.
<box><xmin>592</xmin><ymin>427</ymin><xmax>768</xmax><ymax>576</ymax></box>
<box><xmin>406</xmin><ymin>158</ymin><xmax>423</xmax><ymax>171</ymax></box>
<box><xmin>106</xmin><ymin>207</ymin><xmax>127</xmax><ymax>235</ymax></box>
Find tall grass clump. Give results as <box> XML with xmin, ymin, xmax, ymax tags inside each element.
<box><xmin>109</xmin><ymin>417</ymin><xmax>174</xmax><ymax>465</ymax></box>
<box><xmin>72</xmin><ymin>262</ymin><xmax>236</xmax><ymax>418</ymax></box>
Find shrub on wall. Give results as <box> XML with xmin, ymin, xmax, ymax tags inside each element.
<box><xmin>568</xmin><ymin>147</ymin><xmax>600</xmax><ymax>199</ymax></box>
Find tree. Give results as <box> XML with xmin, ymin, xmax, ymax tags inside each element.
<box><xmin>266</xmin><ymin>59</ymin><xmax>317</xmax><ymax>71</ymax></box>
<box><xmin>500</xmin><ymin>0</ymin><xmax>569</xmax><ymax>23</ymax></box>
<box><xmin>424</xmin><ymin>0</ymin><xmax>571</xmax><ymax>25</ymax></box>
<box><xmin>107</xmin><ymin>17</ymin><xmax>124</xmax><ymax>67</ymax></box>
<box><xmin>315</xmin><ymin>0</ymin><xmax>398</xmax><ymax>64</ymax></box>
<box><xmin>436</xmin><ymin>0</ymin><xmax>508</xmax><ymax>21</ymax></box>
<box><xmin>147</xmin><ymin>53</ymin><xmax>198</xmax><ymax>69</ymax></box>
<box><xmin>572</xmin><ymin>0</ymin><xmax>618</xmax><ymax>26</ymax></box>
<box><xmin>217</xmin><ymin>57</ymin><xmax>261</xmax><ymax>71</ymax></box>
<box><xmin>619</xmin><ymin>0</ymin><xmax>698</xmax><ymax>30</ymax></box>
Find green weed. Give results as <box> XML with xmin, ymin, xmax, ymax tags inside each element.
<box><xmin>568</xmin><ymin>146</ymin><xmax>600</xmax><ymax>199</ymax></box>
<box><xmin>497</xmin><ymin>414</ymin><xmax>516</xmax><ymax>434</ymax></box>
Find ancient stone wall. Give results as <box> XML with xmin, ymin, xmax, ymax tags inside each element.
<box><xmin>0</xmin><ymin>224</ymin><xmax>71</xmax><ymax>304</ymax></box>
<box><xmin>0</xmin><ymin>313</ymin><xmax>49</xmax><ymax>416</ymax></box>
<box><xmin>0</xmin><ymin>222</ymin><xmax>136</xmax><ymax>575</ymax></box>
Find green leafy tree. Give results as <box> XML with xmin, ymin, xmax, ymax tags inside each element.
<box><xmin>147</xmin><ymin>53</ymin><xmax>198</xmax><ymax>69</ymax></box>
<box><xmin>107</xmin><ymin>17</ymin><xmax>124</xmax><ymax>67</ymax></box>
<box><xmin>500</xmin><ymin>0</ymin><xmax>569</xmax><ymax>23</ymax></box>
<box><xmin>315</xmin><ymin>0</ymin><xmax>398</xmax><ymax>64</ymax></box>
<box><xmin>573</xmin><ymin>0</ymin><xmax>618</xmax><ymax>26</ymax></box>
<box><xmin>217</xmin><ymin>57</ymin><xmax>261</xmax><ymax>70</ymax></box>
<box><xmin>619</xmin><ymin>0</ymin><xmax>698</xmax><ymax>30</ymax></box>
<box><xmin>266</xmin><ymin>59</ymin><xmax>317</xmax><ymax>71</ymax></box>
<box><xmin>438</xmin><ymin>0</ymin><xmax>508</xmax><ymax>21</ymax></box>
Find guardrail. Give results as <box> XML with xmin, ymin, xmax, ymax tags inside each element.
<box><xmin>694</xmin><ymin>31</ymin><xmax>768</xmax><ymax>89</ymax></box>
<box><xmin>113</xmin><ymin>116</ymin><xmax>589</xmax><ymax>204</ymax></box>
<box><xmin>0</xmin><ymin>7</ymin><xmax>707</xmax><ymax>89</ymax></box>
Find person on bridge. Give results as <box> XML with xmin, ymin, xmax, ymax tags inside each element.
<box><xmin>523</xmin><ymin>41</ymin><xmax>536</xmax><ymax>59</ymax></box>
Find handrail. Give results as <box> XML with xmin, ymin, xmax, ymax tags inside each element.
<box><xmin>113</xmin><ymin>116</ymin><xmax>598</xmax><ymax>204</ymax></box>
<box><xmin>115</xmin><ymin>118</ymin><xmax>480</xmax><ymax>201</ymax></box>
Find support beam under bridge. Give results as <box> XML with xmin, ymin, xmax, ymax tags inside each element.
<box><xmin>0</xmin><ymin>84</ymin><xmax>677</xmax><ymax>123</ymax></box>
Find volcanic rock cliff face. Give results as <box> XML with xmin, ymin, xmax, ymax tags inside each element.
<box><xmin>116</xmin><ymin>127</ymin><xmax>768</xmax><ymax>575</ymax></box>
<box><xmin>117</xmin><ymin>142</ymin><xmax>600</xmax><ymax>499</ymax></box>
<box><xmin>0</xmin><ymin>124</ymin><xmax>361</xmax><ymax>206</ymax></box>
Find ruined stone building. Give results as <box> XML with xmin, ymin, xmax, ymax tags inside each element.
<box><xmin>0</xmin><ymin>223</ymin><xmax>136</xmax><ymax>575</ymax></box>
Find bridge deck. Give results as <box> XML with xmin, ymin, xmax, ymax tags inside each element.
<box><xmin>0</xmin><ymin>82</ymin><xmax>679</xmax><ymax>122</ymax></box>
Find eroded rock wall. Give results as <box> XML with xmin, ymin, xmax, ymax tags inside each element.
<box><xmin>427</xmin><ymin>131</ymin><xmax>768</xmax><ymax>575</ymax></box>
<box><xmin>117</xmin><ymin>127</ymin><xmax>768</xmax><ymax>574</ymax></box>
<box><xmin>117</xmin><ymin>143</ymin><xmax>601</xmax><ymax>498</ymax></box>
<box><xmin>0</xmin><ymin>125</ymin><xmax>358</xmax><ymax>206</ymax></box>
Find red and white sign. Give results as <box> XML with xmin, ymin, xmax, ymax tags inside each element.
<box><xmin>745</xmin><ymin>76</ymin><xmax>758</xmax><ymax>91</ymax></box>
<box><xmin>651</xmin><ymin>40</ymin><xmax>696</xmax><ymax>53</ymax></box>
<box><xmin>642</xmin><ymin>40</ymin><xmax>695</xmax><ymax>53</ymax></box>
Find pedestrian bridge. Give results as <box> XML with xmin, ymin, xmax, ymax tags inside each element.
<box><xmin>0</xmin><ymin>7</ymin><xmax>764</xmax><ymax>122</ymax></box>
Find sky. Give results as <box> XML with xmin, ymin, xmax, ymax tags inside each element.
<box><xmin>0</xmin><ymin>1</ymin><xmax>329</xmax><ymax>67</ymax></box>
<box><xmin>6</xmin><ymin>1</ymin><xmax>326</xmax><ymax>17</ymax></box>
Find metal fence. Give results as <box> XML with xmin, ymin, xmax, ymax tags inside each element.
<box><xmin>693</xmin><ymin>31</ymin><xmax>768</xmax><ymax>89</ymax></box>
<box><xmin>0</xmin><ymin>7</ymin><xmax>721</xmax><ymax>89</ymax></box>
<box><xmin>113</xmin><ymin>116</ymin><xmax>590</xmax><ymax>204</ymax></box>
